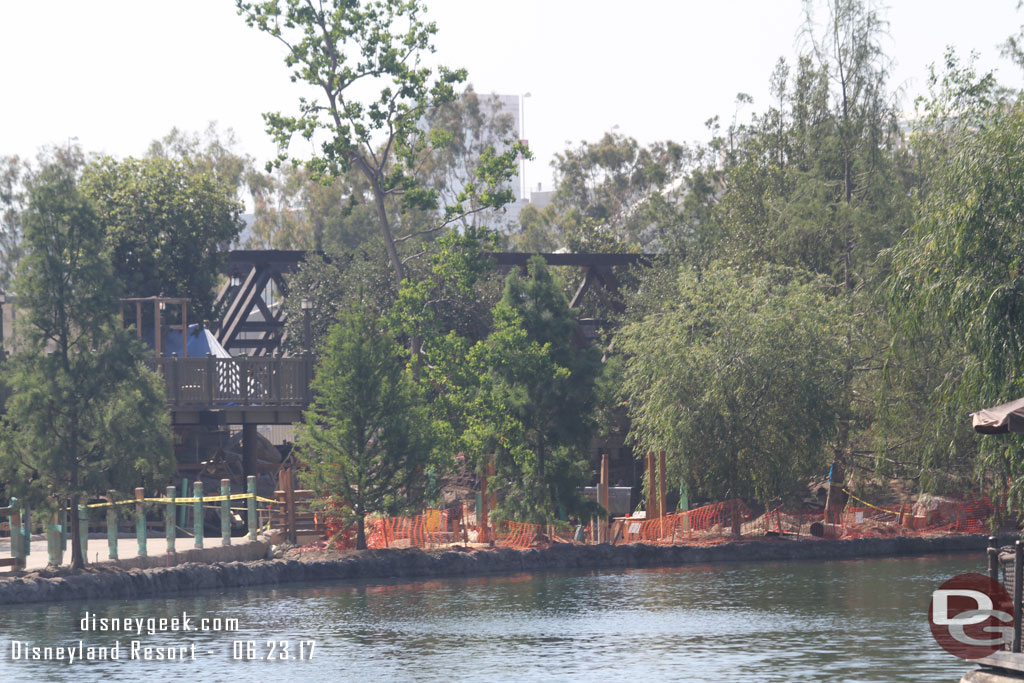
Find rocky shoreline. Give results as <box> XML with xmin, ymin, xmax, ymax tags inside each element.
<box><xmin>0</xmin><ymin>533</ymin><xmax>1006</xmax><ymax>606</ymax></box>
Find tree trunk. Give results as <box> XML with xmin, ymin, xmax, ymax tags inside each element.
<box><xmin>69</xmin><ymin>493</ymin><xmax>84</xmax><ymax>569</ymax></box>
<box><xmin>355</xmin><ymin>513</ymin><xmax>366</xmax><ymax>550</ymax></box>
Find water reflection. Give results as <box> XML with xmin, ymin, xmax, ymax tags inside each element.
<box><xmin>0</xmin><ymin>554</ymin><xmax>979</xmax><ymax>682</ymax></box>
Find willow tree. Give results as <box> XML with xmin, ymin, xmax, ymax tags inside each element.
<box><xmin>887</xmin><ymin>55</ymin><xmax>1024</xmax><ymax>502</ymax></box>
<box><xmin>619</xmin><ymin>262</ymin><xmax>846</xmax><ymax>510</ymax></box>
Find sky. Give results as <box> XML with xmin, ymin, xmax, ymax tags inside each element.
<box><xmin>2</xmin><ymin>1</ymin><xmax>1023</xmax><ymax>197</ymax></box>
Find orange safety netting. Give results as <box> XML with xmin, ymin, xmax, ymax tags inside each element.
<box><xmin>619</xmin><ymin>499</ymin><xmax>754</xmax><ymax>545</ymax></box>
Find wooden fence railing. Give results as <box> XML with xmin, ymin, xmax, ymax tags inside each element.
<box><xmin>151</xmin><ymin>355</ymin><xmax>314</xmax><ymax>408</ymax></box>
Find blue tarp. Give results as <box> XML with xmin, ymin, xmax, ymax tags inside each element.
<box><xmin>140</xmin><ymin>325</ymin><xmax>231</xmax><ymax>358</ymax></box>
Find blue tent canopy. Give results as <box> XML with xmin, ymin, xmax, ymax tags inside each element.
<box><xmin>140</xmin><ymin>325</ymin><xmax>231</xmax><ymax>358</ymax></box>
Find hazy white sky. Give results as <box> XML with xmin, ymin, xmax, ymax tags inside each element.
<box><xmin>2</xmin><ymin>1</ymin><xmax>1022</xmax><ymax>194</ymax></box>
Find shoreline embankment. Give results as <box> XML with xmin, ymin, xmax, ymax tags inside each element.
<box><xmin>0</xmin><ymin>533</ymin><xmax>1010</xmax><ymax>606</ymax></box>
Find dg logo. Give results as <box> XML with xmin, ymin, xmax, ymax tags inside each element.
<box><xmin>930</xmin><ymin>573</ymin><xmax>1015</xmax><ymax>659</ymax></box>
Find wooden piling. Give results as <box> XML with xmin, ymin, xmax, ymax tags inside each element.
<box><xmin>107</xmin><ymin>490</ymin><xmax>118</xmax><ymax>560</ymax></box>
<box><xmin>646</xmin><ymin>452</ymin><xmax>656</xmax><ymax>517</ymax></box>
<box><xmin>247</xmin><ymin>475</ymin><xmax>257</xmax><ymax>541</ymax></box>
<box><xmin>989</xmin><ymin>536</ymin><xmax>1000</xmax><ymax>584</ymax></box>
<box><xmin>1014</xmin><ymin>540</ymin><xmax>1023</xmax><ymax>653</ymax></box>
<box><xmin>221</xmin><ymin>479</ymin><xmax>231</xmax><ymax>546</ymax></box>
<box><xmin>135</xmin><ymin>487</ymin><xmax>147</xmax><ymax>557</ymax></box>
<box><xmin>165</xmin><ymin>485</ymin><xmax>176</xmax><ymax>554</ymax></box>
<box><xmin>599</xmin><ymin>453</ymin><xmax>610</xmax><ymax>543</ymax></box>
<box><xmin>658</xmin><ymin>451</ymin><xmax>667</xmax><ymax>537</ymax></box>
<box><xmin>194</xmin><ymin>481</ymin><xmax>204</xmax><ymax>548</ymax></box>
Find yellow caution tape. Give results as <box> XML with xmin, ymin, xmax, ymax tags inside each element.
<box><xmin>84</xmin><ymin>493</ymin><xmax>280</xmax><ymax>509</ymax></box>
<box><xmin>841</xmin><ymin>488</ymin><xmax>904</xmax><ymax>516</ymax></box>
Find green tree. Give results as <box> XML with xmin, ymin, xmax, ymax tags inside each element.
<box><xmin>462</xmin><ymin>256</ymin><xmax>601</xmax><ymax>524</ymax></box>
<box><xmin>80</xmin><ymin>156</ymin><xmax>243</xmax><ymax>324</ymax></box>
<box><xmin>619</xmin><ymin>262</ymin><xmax>845</xmax><ymax>512</ymax></box>
<box><xmin>0</xmin><ymin>158</ymin><xmax>173</xmax><ymax>569</ymax></box>
<box><xmin>887</xmin><ymin>55</ymin><xmax>1024</xmax><ymax>503</ymax></box>
<box><xmin>237</xmin><ymin>0</ymin><xmax>525</xmax><ymax>286</ymax></box>
<box><xmin>297</xmin><ymin>302</ymin><xmax>435</xmax><ymax>549</ymax></box>
<box><xmin>0</xmin><ymin>155</ymin><xmax>27</xmax><ymax>293</ymax></box>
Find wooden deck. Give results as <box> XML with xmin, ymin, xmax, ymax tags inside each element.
<box><xmin>154</xmin><ymin>355</ymin><xmax>313</xmax><ymax>425</ymax></box>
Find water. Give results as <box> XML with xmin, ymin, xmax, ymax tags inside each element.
<box><xmin>0</xmin><ymin>553</ymin><xmax>980</xmax><ymax>682</ymax></box>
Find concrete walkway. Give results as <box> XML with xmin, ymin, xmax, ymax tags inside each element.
<box><xmin>0</xmin><ymin>534</ymin><xmax>237</xmax><ymax>570</ymax></box>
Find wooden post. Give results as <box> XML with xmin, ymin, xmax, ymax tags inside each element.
<box><xmin>1014</xmin><ymin>540</ymin><xmax>1023</xmax><ymax>653</ymax></box>
<box><xmin>154</xmin><ymin>300</ymin><xmax>163</xmax><ymax>357</ymax></box>
<box><xmin>78</xmin><ymin>504</ymin><xmax>88</xmax><ymax>565</ymax></box>
<box><xmin>659</xmin><ymin>450</ymin><xmax>668</xmax><ymax>538</ymax></box>
<box><xmin>242</xmin><ymin>423</ymin><xmax>257</xmax><ymax>478</ymax></box>
<box><xmin>247</xmin><ymin>475</ymin><xmax>257</xmax><ymax>541</ymax></box>
<box><xmin>181</xmin><ymin>301</ymin><xmax>188</xmax><ymax>358</ymax></box>
<box><xmin>47</xmin><ymin>510</ymin><xmax>61</xmax><ymax>566</ymax></box>
<box><xmin>221</xmin><ymin>479</ymin><xmax>232</xmax><ymax>546</ymax></box>
<box><xmin>824</xmin><ymin>461</ymin><xmax>844</xmax><ymax>525</ymax></box>
<box><xmin>479</xmin><ymin>465</ymin><xmax>489</xmax><ymax>544</ymax></box>
<box><xmin>135</xmin><ymin>487</ymin><xmax>147</xmax><ymax>557</ymax></box>
<box><xmin>165</xmin><ymin>485</ymin><xmax>176</xmax><ymax>554</ymax></box>
<box><xmin>599</xmin><ymin>453</ymin><xmax>610</xmax><ymax>543</ymax></box>
<box><xmin>989</xmin><ymin>536</ymin><xmax>1000</xmax><ymax>585</ymax></box>
<box><xmin>21</xmin><ymin>506</ymin><xmax>30</xmax><ymax>558</ymax></box>
<box><xmin>194</xmin><ymin>481</ymin><xmax>204</xmax><ymax>548</ymax></box>
<box><xmin>205</xmin><ymin>354</ymin><xmax>216</xmax><ymax>404</ymax></box>
<box><xmin>107</xmin><ymin>490</ymin><xmax>118</xmax><ymax>560</ymax></box>
<box><xmin>8</xmin><ymin>498</ymin><xmax>24</xmax><ymax>569</ymax></box>
<box><xmin>283</xmin><ymin>467</ymin><xmax>297</xmax><ymax>545</ymax></box>
<box><xmin>645</xmin><ymin>452</ymin><xmax>655</xmax><ymax>517</ymax></box>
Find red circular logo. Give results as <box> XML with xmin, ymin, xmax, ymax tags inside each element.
<box><xmin>930</xmin><ymin>572</ymin><xmax>1014</xmax><ymax>659</ymax></box>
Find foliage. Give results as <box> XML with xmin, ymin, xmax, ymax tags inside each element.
<box><xmin>619</xmin><ymin>262</ymin><xmax>846</xmax><ymax>507</ymax></box>
<box><xmin>81</xmin><ymin>156</ymin><xmax>243</xmax><ymax>324</ymax></box>
<box><xmin>237</xmin><ymin>0</ymin><xmax>525</xmax><ymax>285</ymax></box>
<box><xmin>888</xmin><ymin>56</ymin><xmax>1024</xmax><ymax>503</ymax></box>
<box><xmin>0</xmin><ymin>155</ymin><xmax>27</xmax><ymax>293</ymax></box>
<box><xmin>297</xmin><ymin>302</ymin><xmax>436</xmax><ymax>549</ymax></box>
<box><xmin>459</xmin><ymin>256</ymin><xmax>602</xmax><ymax>524</ymax></box>
<box><xmin>0</xmin><ymin>158</ymin><xmax>173</xmax><ymax>569</ymax></box>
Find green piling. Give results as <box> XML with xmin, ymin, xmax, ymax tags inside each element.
<box><xmin>135</xmin><ymin>488</ymin><xmax>147</xmax><ymax>557</ymax></box>
<box><xmin>194</xmin><ymin>481</ymin><xmax>204</xmax><ymax>548</ymax></box>
<box><xmin>107</xmin><ymin>490</ymin><xmax>118</xmax><ymax>560</ymax></box>
<box><xmin>165</xmin><ymin>485</ymin><xmax>176</xmax><ymax>554</ymax></box>
<box><xmin>179</xmin><ymin>477</ymin><xmax>188</xmax><ymax>529</ymax></box>
<box><xmin>47</xmin><ymin>511</ymin><xmax>61</xmax><ymax>566</ymax></box>
<box><xmin>78</xmin><ymin>504</ymin><xmax>88</xmax><ymax>565</ymax></box>
<box><xmin>221</xmin><ymin>479</ymin><xmax>231</xmax><ymax>546</ymax></box>
<box><xmin>247</xmin><ymin>475</ymin><xmax>257</xmax><ymax>541</ymax></box>
<box><xmin>8</xmin><ymin>498</ymin><xmax>24</xmax><ymax>569</ymax></box>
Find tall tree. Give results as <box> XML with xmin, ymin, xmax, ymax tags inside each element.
<box><xmin>0</xmin><ymin>158</ymin><xmax>173</xmax><ymax>569</ymax></box>
<box><xmin>237</xmin><ymin>0</ymin><xmax>525</xmax><ymax>287</ymax></box>
<box><xmin>887</xmin><ymin>54</ymin><xmax>1024</xmax><ymax>502</ymax></box>
<box><xmin>80</xmin><ymin>156</ymin><xmax>243</xmax><ymax>324</ymax></box>
<box><xmin>462</xmin><ymin>256</ymin><xmax>601</xmax><ymax>524</ymax></box>
<box><xmin>0</xmin><ymin>155</ymin><xmax>28</xmax><ymax>293</ymax></box>
<box><xmin>297</xmin><ymin>302</ymin><xmax>436</xmax><ymax>549</ymax></box>
<box><xmin>619</xmin><ymin>262</ymin><xmax>846</xmax><ymax>510</ymax></box>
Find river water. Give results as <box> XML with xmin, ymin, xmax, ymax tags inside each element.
<box><xmin>0</xmin><ymin>553</ymin><xmax>981</xmax><ymax>682</ymax></box>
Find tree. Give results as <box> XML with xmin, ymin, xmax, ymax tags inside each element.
<box><xmin>887</xmin><ymin>55</ymin><xmax>1024</xmax><ymax>504</ymax></box>
<box><xmin>0</xmin><ymin>155</ymin><xmax>28</xmax><ymax>293</ymax></box>
<box><xmin>237</xmin><ymin>0</ymin><xmax>525</xmax><ymax>287</ymax></box>
<box><xmin>0</xmin><ymin>158</ymin><xmax>173</xmax><ymax>569</ymax></box>
<box><xmin>618</xmin><ymin>262</ymin><xmax>846</xmax><ymax>511</ymax></box>
<box><xmin>297</xmin><ymin>302</ymin><xmax>435</xmax><ymax>549</ymax></box>
<box><xmin>80</xmin><ymin>156</ymin><xmax>243</xmax><ymax>324</ymax></box>
<box><xmin>461</xmin><ymin>256</ymin><xmax>602</xmax><ymax>524</ymax></box>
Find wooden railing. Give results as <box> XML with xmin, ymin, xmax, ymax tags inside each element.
<box><xmin>152</xmin><ymin>355</ymin><xmax>314</xmax><ymax>409</ymax></box>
